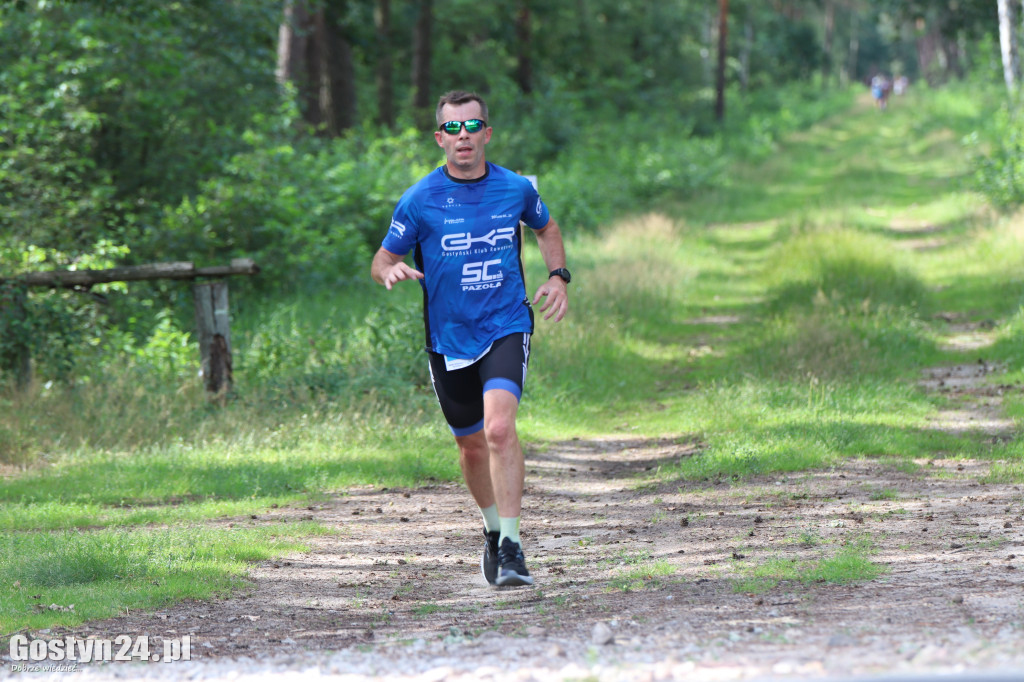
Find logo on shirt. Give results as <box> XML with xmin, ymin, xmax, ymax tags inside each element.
<box><xmin>389</xmin><ymin>218</ymin><xmax>407</xmax><ymax>237</ymax></box>
<box><xmin>461</xmin><ymin>259</ymin><xmax>503</xmax><ymax>291</ymax></box>
<box><xmin>442</xmin><ymin>227</ymin><xmax>516</xmax><ymax>252</ymax></box>
<box><xmin>444</xmin><ymin>217</ymin><xmax>466</xmax><ymax>225</ymax></box>
<box><xmin>535</xmin><ymin>198</ymin><xmax>543</xmax><ymax>216</ymax></box>
<box><xmin>491</xmin><ymin>213</ymin><xmax>513</xmax><ymax>220</ymax></box>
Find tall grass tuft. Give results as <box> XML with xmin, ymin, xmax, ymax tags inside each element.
<box><xmin>764</xmin><ymin>225</ymin><xmax>927</xmax><ymax>312</ymax></box>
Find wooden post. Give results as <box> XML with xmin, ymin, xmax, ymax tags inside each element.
<box><xmin>1</xmin><ymin>258</ymin><xmax>257</xmax><ymax>395</ymax></box>
<box><xmin>193</xmin><ymin>281</ymin><xmax>233</xmax><ymax>397</ymax></box>
<box><xmin>0</xmin><ymin>283</ymin><xmax>32</xmax><ymax>390</ymax></box>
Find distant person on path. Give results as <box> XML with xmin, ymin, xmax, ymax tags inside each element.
<box><xmin>871</xmin><ymin>74</ymin><xmax>891</xmax><ymax>110</ymax></box>
<box><xmin>370</xmin><ymin>90</ymin><xmax>570</xmax><ymax>587</ymax></box>
<box><xmin>893</xmin><ymin>75</ymin><xmax>908</xmax><ymax>96</ymax></box>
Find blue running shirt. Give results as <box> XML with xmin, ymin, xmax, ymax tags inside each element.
<box><xmin>382</xmin><ymin>163</ymin><xmax>551</xmax><ymax>359</ymax></box>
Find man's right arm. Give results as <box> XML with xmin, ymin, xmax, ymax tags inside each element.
<box><xmin>371</xmin><ymin>247</ymin><xmax>424</xmax><ymax>290</ymax></box>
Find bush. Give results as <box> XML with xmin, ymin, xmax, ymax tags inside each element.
<box><xmin>158</xmin><ymin>122</ymin><xmax>437</xmax><ymax>294</ymax></box>
<box><xmin>969</xmin><ymin>104</ymin><xmax>1024</xmax><ymax>209</ymax></box>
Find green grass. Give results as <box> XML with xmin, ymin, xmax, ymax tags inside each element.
<box><xmin>411</xmin><ymin>603</ymin><xmax>445</xmax><ymax>617</ymax></box>
<box><xmin>608</xmin><ymin>560</ymin><xmax>676</xmax><ymax>592</ymax></box>
<box><xmin>2</xmin><ymin>82</ymin><xmax>1022</xmax><ymax>629</ymax></box>
<box><xmin>732</xmin><ymin>541</ymin><xmax>887</xmax><ymax>594</ymax></box>
<box><xmin>0</xmin><ymin>522</ymin><xmax>331</xmax><ymax>633</ymax></box>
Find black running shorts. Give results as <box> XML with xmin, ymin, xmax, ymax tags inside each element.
<box><xmin>428</xmin><ymin>332</ymin><xmax>531</xmax><ymax>437</ymax></box>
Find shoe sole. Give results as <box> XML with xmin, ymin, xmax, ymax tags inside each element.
<box><xmin>495</xmin><ymin>572</ymin><xmax>534</xmax><ymax>587</ymax></box>
<box><xmin>481</xmin><ymin>555</ymin><xmax>497</xmax><ymax>585</ymax></box>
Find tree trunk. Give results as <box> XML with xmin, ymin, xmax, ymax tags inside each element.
<box><xmin>276</xmin><ymin>1</ymin><xmax>356</xmax><ymax>136</ymax></box>
<box><xmin>822</xmin><ymin>0</ymin><xmax>835</xmax><ymax>86</ymax></box>
<box><xmin>412</xmin><ymin>0</ymin><xmax>434</xmax><ymax>125</ymax></box>
<box><xmin>916</xmin><ymin>25</ymin><xmax>941</xmax><ymax>85</ymax></box>
<box><xmin>318</xmin><ymin>3</ymin><xmax>356</xmax><ymax>135</ymax></box>
<box><xmin>848</xmin><ymin>3</ymin><xmax>860</xmax><ymax>84</ymax></box>
<box><xmin>277</xmin><ymin>2</ymin><xmax>319</xmax><ymax>129</ymax></box>
<box><xmin>0</xmin><ymin>283</ymin><xmax>31</xmax><ymax>391</ymax></box>
<box><xmin>944</xmin><ymin>31</ymin><xmax>965</xmax><ymax>80</ymax></box>
<box><xmin>374</xmin><ymin>0</ymin><xmax>394</xmax><ymax>128</ymax></box>
<box><xmin>715</xmin><ymin>0</ymin><xmax>728</xmax><ymax>122</ymax></box>
<box><xmin>515</xmin><ymin>0</ymin><xmax>533</xmax><ymax>95</ymax></box>
<box><xmin>998</xmin><ymin>0</ymin><xmax>1019</xmax><ymax>93</ymax></box>
<box><xmin>739</xmin><ymin>15</ymin><xmax>752</xmax><ymax>91</ymax></box>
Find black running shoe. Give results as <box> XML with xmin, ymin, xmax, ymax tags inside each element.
<box><xmin>495</xmin><ymin>537</ymin><xmax>534</xmax><ymax>586</ymax></box>
<box><xmin>481</xmin><ymin>530</ymin><xmax>500</xmax><ymax>585</ymax></box>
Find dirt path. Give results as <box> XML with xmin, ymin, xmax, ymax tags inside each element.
<box><xmin>8</xmin><ymin>326</ymin><xmax>1024</xmax><ymax>681</ymax></box>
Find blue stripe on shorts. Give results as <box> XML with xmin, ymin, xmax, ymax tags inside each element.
<box><xmin>483</xmin><ymin>377</ymin><xmax>522</xmax><ymax>401</ymax></box>
<box><xmin>451</xmin><ymin>418</ymin><xmax>484</xmax><ymax>437</ymax></box>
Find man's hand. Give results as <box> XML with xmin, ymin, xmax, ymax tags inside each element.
<box><xmin>371</xmin><ymin>247</ymin><xmax>423</xmax><ymax>290</ymax></box>
<box><xmin>532</xmin><ymin>277</ymin><xmax>568</xmax><ymax>321</ymax></box>
<box><xmin>380</xmin><ymin>262</ymin><xmax>424</xmax><ymax>290</ymax></box>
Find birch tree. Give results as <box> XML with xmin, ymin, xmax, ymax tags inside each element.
<box><xmin>998</xmin><ymin>0</ymin><xmax>1019</xmax><ymax>92</ymax></box>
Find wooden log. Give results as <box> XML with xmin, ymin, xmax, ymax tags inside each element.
<box><xmin>193</xmin><ymin>281</ymin><xmax>233</xmax><ymax>396</ymax></box>
<box><xmin>8</xmin><ymin>258</ymin><xmax>259</xmax><ymax>289</ymax></box>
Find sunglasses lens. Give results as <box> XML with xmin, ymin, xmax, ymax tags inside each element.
<box><xmin>440</xmin><ymin>120</ymin><xmax>486</xmax><ymax>134</ymax></box>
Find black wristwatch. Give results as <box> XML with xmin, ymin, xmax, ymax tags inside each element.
<box><xmin>549</xmin><ymin>268</ymin><xmax>571</xmax><ymax>284</ymax></box>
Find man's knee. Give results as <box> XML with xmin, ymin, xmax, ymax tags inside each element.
<box><xmin>483</xmin><ymin>413</ymin><xmax>517</xmax><ymax>450</ymax></box>
<box><xmin>457</xmin><ymin>431</ymin><xmax>489</xmax><ymax>463</ymax></box>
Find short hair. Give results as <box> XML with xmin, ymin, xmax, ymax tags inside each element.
<box><xmin>435</xmin><ymin>90</ymin><xmax>489</xmax><ymax>126</ymax></box>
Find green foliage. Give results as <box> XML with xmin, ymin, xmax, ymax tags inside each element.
<box><xmin>539</xmin><ymin>116</ymin><xmax>725</xmax><ymax>232</ymax></box>
<box><xmin>234</xmin><ymin>290</ymin><xmax>426</xmax><ymax>399</ymax></box>
<box><xmin>0</xmin><ymin>241</ymin><xmax>131</xmax><ymax>384</ymax></box>
<box><xmin>159</xmin><ymin>124</ymin><xmax>436</xmax><ymax>293</ymax></box>
<box><xmin>968</xmin><ymin>103</ymin><xmax>1024</xmax><ymax>209</ymax></box>
<box><xmin>0</xmin><ymin>0</ymin><xmax>282</xmax><ymax>257</ymax></box>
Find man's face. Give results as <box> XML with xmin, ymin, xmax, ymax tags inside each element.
<box><xmin>435</xmin><ymin>101</ymin><xmax>492</xmax><ymax>179</ymax></box>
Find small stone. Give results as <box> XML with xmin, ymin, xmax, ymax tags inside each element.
<box><xmin>591</xmin><ymin>622</ymin><xmax>614</xmax><ymax>645</ymax></box>
<box><xmin>952</xmin><ymin>595</ymin><xmax>965</xmax><ymax>604</ymax></box>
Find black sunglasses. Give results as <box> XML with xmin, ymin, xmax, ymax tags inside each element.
<box><xmin>438</xmin><ymin>119</ymin><xmax>487</xmax><ymax>135</ymax></box>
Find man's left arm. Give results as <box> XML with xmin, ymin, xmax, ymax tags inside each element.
<box><xmin>531</xmin><ymin>218</ymin><xmax>569</xmax><ymax>322</ymax></box>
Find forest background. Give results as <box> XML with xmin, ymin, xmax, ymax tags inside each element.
<box><xmin>5</xmin><ymin>0</ymin><xmax>1024</xmax><ymax>631</ymax></box>
<box><xmin>1</xmin><ymin>0</ymin><xmax>1021</xmax><ymax>395</ymax></box>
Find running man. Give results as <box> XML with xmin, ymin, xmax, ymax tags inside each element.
<box><xmin>370</xmin><ymin>90</ymin><xmax>570</xmax><ymax>587</ymax></box>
